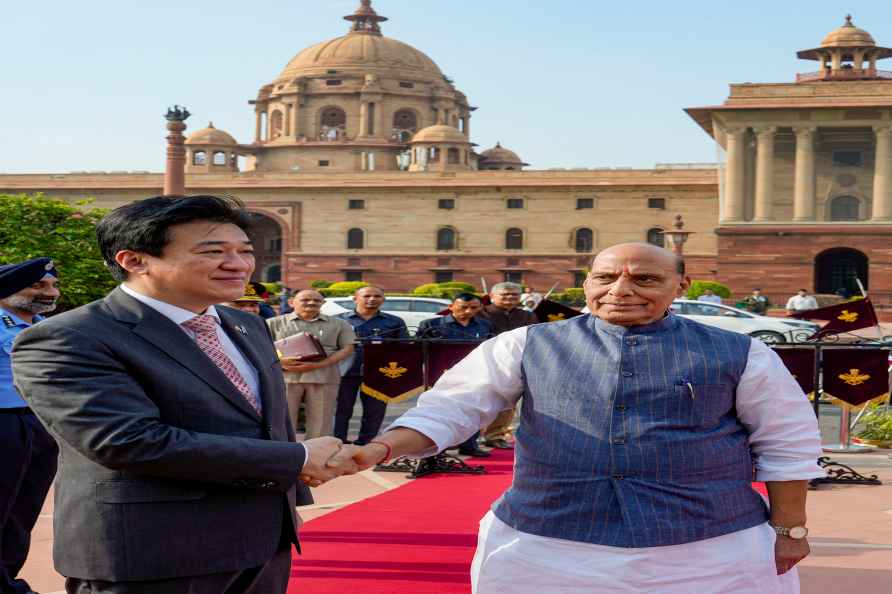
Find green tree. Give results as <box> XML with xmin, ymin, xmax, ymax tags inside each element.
<box><xmin>686</xmin><ymin>280</ymin><xmax>731</xmax><ymax>300</ymax></box>
<box><xmin>0</xmin><ymin>193</ymin><xmax>116</xmax><ymax>309</ymax></box>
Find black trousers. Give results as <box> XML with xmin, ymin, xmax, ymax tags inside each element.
<box><xmin>0</xmin><ymin>409</ymin><xmax>58</xmax><ymax>594</ymax></box>
<box><xmin>333</xmin><ymin>377</ymin><xmax>387</xmax><ymax>445</ymax></box>
<box><xmin>65</xmin><ymin>545</ymin><xmax>292</xmax><ymax>594</ymax></box>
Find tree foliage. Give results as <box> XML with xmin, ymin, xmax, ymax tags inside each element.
<box><xmin>686</xmin><ymin>280</ymin><xmax>731</xmax><ymax>300</ymax></box>
<box><xmin>0</xmin><ymin>193</ymin><xmax>117</xmax><ymax>309</ymax></box>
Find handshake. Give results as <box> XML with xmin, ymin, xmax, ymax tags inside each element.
<box><xmin>299</xmin><ymin>436</ymin><xmax>389</xmax><ymax>488</ymax></box>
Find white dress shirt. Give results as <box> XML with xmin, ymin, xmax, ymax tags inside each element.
<box><xmin>786</xmin><ymin>294</ymin><xmax>818</xmax><ymax>311</ymax></box>
<box><xmin>121</xmin><ymin>284</ymin><xmax>260</xmax><ymax>396</ymax></box>
<box><xmin>388</xmin><ymin>322</ymin><xmax>823</xmax><ymax>593</ymax></box>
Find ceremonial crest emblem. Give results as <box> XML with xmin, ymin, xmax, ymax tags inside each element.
<box><xmin>547</xmin><ymin>313</ymin><xmax>566</xmax><ymax>321</ymax></box>
<box><xmin>839</xmin><ymin>368</ymin><xmax>870</xmax><ymax>386</ymax></box>
<box><xmin>45</xmin><ymin>260</ymin><xmax>55</xmax><ymax>270</ymax></box>
<box><xmin>837</xmin><ymin>310</ymin><xmax>859</xmax><ymax>323</ymax></box>
<box><xmin>379</xmin><ymin>362</ymin><xmax>408</xmax><ymax>379</ymax></box>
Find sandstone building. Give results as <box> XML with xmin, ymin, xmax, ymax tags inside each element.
<box><xmin>2</xmin><ymin>5</ymin><xmax>891</xmax><ymax>307</ymax></box>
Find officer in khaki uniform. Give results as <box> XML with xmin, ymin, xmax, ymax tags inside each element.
<box><xmin>267</xmin><ymin>289</ymin><xmax>355</xmax><ymax>438</ymax></box>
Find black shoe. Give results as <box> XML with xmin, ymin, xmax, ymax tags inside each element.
<box><xmin>458</xmin><ymin>447</ymin><xmax>491</xmax><ymax>458</ymax></box>
<box><xmin>484</xmin><ymin>438</ymin><xmax>514</xmax><ymax>449</ymax></box>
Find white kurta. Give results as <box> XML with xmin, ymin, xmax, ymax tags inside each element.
<box><xmin>388</xmin><ymin>324</ymin><xmax>824</xmax><ymax>594</ymax></box>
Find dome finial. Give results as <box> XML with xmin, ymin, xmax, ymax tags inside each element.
<box><xmin>844</xmin><ymin>14</ymin><xmax>853</xmax><ymax>27</ymax></box>
<box><xmin>208</xmin><ymin>121</ymin><xmax>215</xmax><ymax>128</ymax></box>
<box><xmin>344</xmin><ymin>0</ymin><xmax>388</xmax><ymax>36</ymax></box>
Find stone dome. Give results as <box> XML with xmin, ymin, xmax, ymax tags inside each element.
<box><xmin>480</xmin><ymin>142</ymin><xmax>524</xmax><ymax>165</ymax></box>
<box><xmin>820</xmin><ymin>15</ymin><xmax>875</xmax><ymax>48</ymax></box>
<box><xmin>410</xmin><ymin>124</ymin><xmax>468</xmax><ymax>144</ymax></box>
<box><xmin>276</xmin><ymin>1</ymin><xmax>442</xmax><ymax>83</ymax></box>
<box><xmin>279</xmin><ymin>35</ymin><xmax>443</xmax><ymax>82</ymax></box>
<box><xmin>186</xmin><ymin>122</ymin><xmax>238</xmax><ymax>146</ymax></box>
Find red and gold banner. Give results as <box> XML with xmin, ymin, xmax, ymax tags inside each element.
<box><xmin>789</xmin><ymin>298</ymin><xmax>879</xmax><ymax>339</ymax></box>
<box><xmin>534</xmin><ymin>299</ymin><xmax>583</xmax><ymax>323</ymax></box>
<box><xmin>821</xmin><ymin>348</ymin><xmax>889</xmax><ymax>407</ymax></box>
<box><xmin>427</xmin><ymin>342</ymin><xmax>479</xmax><ymax>385</ymax></box>
<box><xmin>773</xmin><ymin>348</ymin><xmax>816</xmax><ymax>396</ymax></box>
<box><xmin>360</xmin><ymin>342</ymin><xmax>424</xmax><ymax>403</ymax></box>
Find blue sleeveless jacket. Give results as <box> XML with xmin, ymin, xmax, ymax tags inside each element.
<box><xmin>492</xmin><ymin>314</ymin><xmax>768</xmax><ymax>547</ymax></box>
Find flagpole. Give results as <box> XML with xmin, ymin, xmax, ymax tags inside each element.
<box><xmin>856</xmin><ymin>276</ymin><xmax>885</xmax><ymax>343</ymax></box>
<box><xmin>542</xmin><ymin>281</ymin><xmax>560</xmax><ymax>301</ymax></box>
<box><xmin>480</xmin><ymin>277</ymin><xmax>488</xmax><ymax>295</ymax></box>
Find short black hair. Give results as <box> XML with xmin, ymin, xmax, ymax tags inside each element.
<box><xmin>96</xmin><ymin>195</ymin><xmax>252</xmax><ymax>281</ymax></box>
<box><xmin>453</xmin><ymin>292</ymin><xmax>481</xmax><ymax>303</ymax></box>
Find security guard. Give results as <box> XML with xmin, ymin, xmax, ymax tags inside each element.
<box><xmin>221</xmin><ymin>283</ymin><xmax>266</xmax><ymax>316</ymax></box>
<box><xmin>0</xmin><ymin>257</ymin><xmax>60</xmax><ymax>594</ymax></box>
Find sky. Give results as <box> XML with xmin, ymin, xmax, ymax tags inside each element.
<box><xmin>3</xmin><ymin>0</ymin><xmax>891</xmax><ymax>173</ymax></box>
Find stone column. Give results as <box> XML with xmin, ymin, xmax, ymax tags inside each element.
<box><xmin>872</xmin><ymin>125</ymin><xmax>892</xmax><ymax>221</ymax></box>
<box><xmin>793</xmin><ymin>126</ymin><xmax>817</xmax><ymax>221</ymax></box>
<box><xmin>723</xmin><ymin>126</ymin><xmax>747</xmax><ymax>222</ymax></box>
<box><xmin>163</xmin><ymin>108</ymin><xmax>189</xmax><ymax>197</ymax></box>
<box><xmin>359</xmin><ymin>101</ymin><xmax>369</xmax><ymax>137</ymax></box>
<box><xmin>254</xmin><ymin>109</ymin><xmax>262</xmax><ymax>143</ymax></box>
<box><xmin>463</xmin><ymin>114</ymin><xmax>470</xmax><ymax>137</ymax></box>
<box><xmin>292</xmin><ymin>96</ymin><xmax>301</xmax><ymax>138</ymax></box>
<box><xmin>753</xmin><ymin>126</ymin><xmax>776</xmax><ymax>221</ymax></box>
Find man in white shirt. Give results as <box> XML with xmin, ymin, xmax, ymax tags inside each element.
<box><xmin>697</xmin><ymin>287</ymin><xmax>723</xmax><ymax>304</ymax></box>
<box><xmin>786</xmin><ymin>289</ymin><xmax>818</xmax><ymax>313</ymax></box>
<box><xmin>334</xmin><ymin>242</ymin><xmax>823</xmax><ymax>594</ymax></box>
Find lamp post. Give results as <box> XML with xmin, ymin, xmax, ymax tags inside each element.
<box><xmin>163</xmin><ymin>105</ymin><xmax>191</xmax><ymax>197</ymax></box>
<box><xmin>664</xmin><ymin>214</ymin><xmax>693</xmax><ymax>256</ymax></box>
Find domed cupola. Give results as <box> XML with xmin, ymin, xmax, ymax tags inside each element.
<box><xmin>796</xmin><ymin>15</ymin><xmax>892</xmax><ymax>82</ymax></box>
<box><xmin>408</xmin><ymin>124</ymin><xmax>472</xmax><ymax>172</ymax></box>
<box><xmin>185</xmin><ymin>122</ymin><xmax>241</xmax><ymax>172</ymax></box>
<box><xmin>478</xmin><ymin>142</ymin><xmax>528</xmax><ymax>170</ymax></box>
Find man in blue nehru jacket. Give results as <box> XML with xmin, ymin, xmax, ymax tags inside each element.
<box><xmin>339</xmin><ymin>243</ymin><xmax>823</xmax><ymax>593</ymax></box>
<box><xmin>0</xmin><ymin>257</ymin><xmax>60</xmax><ymax>594</ymax></box>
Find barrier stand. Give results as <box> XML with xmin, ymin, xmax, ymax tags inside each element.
<box><xmin>808</xmin><ymin>344</ymin><xmax>882</xmax><ymax>487</ymax></box>
<box><xmin>370</xmin><ymin>338</ymin><xmax>488</xmax><ymax>479</ymax></box>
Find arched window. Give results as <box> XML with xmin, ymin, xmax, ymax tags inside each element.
<box><xmin>347</xmin><ymin>228</ymin><xmax>364</xmax><ymax>249</ymax></box>
<box><xmin>646</xmin><ymin>228</ymin><xmax>665</xmax><ymax>248</ymax></box>
<box><xmin>192</xmin><ymin>151</ymin><xmax>207</xmax><ymax>166</ymax></box>
<box><xmin>320</xmin><ymin>107</ymin><xmax>347</xmax><ymax>140</ymax></box>
<box><xmin>429</xmin><ymin>147</ymin><xmax>440</xmax><ymax>162</ymax></box>
<box><xmin>447</xmin><ymin>147</ymin><xmax>460</xmax><ymax>164</ymax></box>
<box><xmin>574</xmin><ymin>228</ymin><xmax>593</xmax><ymax>252</ymax></box>
<box><xmin>830</xmin><ymin>195</ymin><xmax>860</xmax><ymax>221</ymax></box>
<box><xmin>505</xmin><ymin>228</ymin><xmax>524</xmax><ymax>250</ymax></box>
<box><xmin>392</xmin><ymin>109</ymin><xmax>418</xmax><ymax>132</ymax></box>
<box><xmin>269</xmin><ymin>110</ymin><xmax>283</xmax><ymax>139</ymax></box>
<box><xmin>437</xmin><ymin>227</ymin><xmax>456</xmax><ymax>250</ymax></box>
<box><xmin>212</xmin><ymin>151</ymin><xmax>227</xmax><ymax>166</ymax></box>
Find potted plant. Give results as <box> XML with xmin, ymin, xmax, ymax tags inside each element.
<box><xmin>853</xmin><ymin>403</ymin><xmax>892</xmax><ymax>448</ymax></box>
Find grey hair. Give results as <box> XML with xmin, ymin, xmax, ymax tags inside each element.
<box><xmin>491</xmin><ymin>282</ymin><xmax>523</xmax><ymax>294</ymax></box>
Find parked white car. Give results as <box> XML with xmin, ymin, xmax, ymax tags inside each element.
<box><xmin>670</xmin><ymin>300</ymin><xmax>819</xmax><ymax>344</ymax></box>
<box><xmin>580</xmin><ymin>299</ymin><xmax>819</xmax><ymax>343</ymax></box>
<box><xmin>320</xmin><ymin>296</ymin><xmax>452</xmax><ymax>335</ymax></box>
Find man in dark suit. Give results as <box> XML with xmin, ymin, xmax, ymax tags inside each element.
<box><xmin>12</xmin><ymin>195</ymin><xmax>355</xmax><ymax>594</ymax></box>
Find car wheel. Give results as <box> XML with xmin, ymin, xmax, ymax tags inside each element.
<box><xmin>749</xmin><ymin>330</ymin><xmax>786</xmax><ymax>344</ymax></box>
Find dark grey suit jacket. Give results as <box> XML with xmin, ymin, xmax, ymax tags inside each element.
<box><xmin>11</xmin><ymin>288</ymin><xmax>312</xmax><ymax>581</ymax></box>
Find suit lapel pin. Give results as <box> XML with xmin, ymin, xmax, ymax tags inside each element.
<box><xmin>235</xmin><ymin>325</ymin><xmax>248</xmax><ymax>335</ymax></box>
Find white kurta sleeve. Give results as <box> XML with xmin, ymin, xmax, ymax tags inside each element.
<box><xmin>385</xmin><ymin>327</ymin><xmax>527</xmax><ymax>456</ymax></box>
<box><xmin>736</xmin><ymin>339</ymin><xmax>824</xmax><ymax>481</ymax></box>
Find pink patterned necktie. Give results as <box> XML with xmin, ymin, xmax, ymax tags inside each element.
<box><xmin>181</xmin><ymin>315</ymin><xmax>262</xmax><ymax>414</ymax></box>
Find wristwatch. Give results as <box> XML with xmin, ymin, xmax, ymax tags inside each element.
<box><xmin>771</xmin><ymin>524</ymin><xmax>808</xmax><ymax>539</ymax></box>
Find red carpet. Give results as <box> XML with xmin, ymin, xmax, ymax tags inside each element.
<box><xmin>288</xmin><ymin>450</ymin><xmax>768</xmax><ymax>594</ymax></box>
<box><xmin>288</xmin><ymin>450</ymin><xmax>514</xmax><ymax>594</ymax></box>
